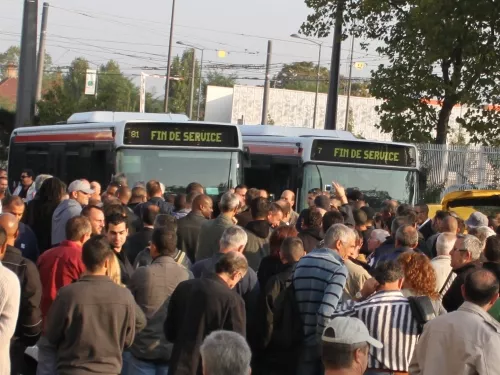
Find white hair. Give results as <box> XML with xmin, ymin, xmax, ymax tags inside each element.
<box><xmin>200</xmin><ymin>330</ymin><xmax>251</xmax><ymax>375</ymax></box>
<box><xmin>324</xmin><ymin>224</ymin><xmax>356</xmax><ymax>249</ymax></box>
<box><xmin>220</xmin><ymin>192</ymin><xmax>240</xmax><ymax>213</ymax></box>
<box><xmin>220</xmin><ymin>226</ymin><xmax>248</xmax><ymax>250</ymax></box>
<box><xmin>436</xmin><ymin>232</ymin><xmax>456</xmax><ymax>256</ymax></box>
<box><xmin>371</xmin><ymin>229</ymin><xmax>390</xmax><ymax>243</ymax></box>
<box><xmin>462</xmin><ymin>234</ymin><xmax>483</xmax><ymax>261</ymax></box>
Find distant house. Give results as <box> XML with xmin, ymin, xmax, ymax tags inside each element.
<box><xmin>0</xmin><ymin>64</ymin><xmax>18</xmax><ymax>110</ymax></box>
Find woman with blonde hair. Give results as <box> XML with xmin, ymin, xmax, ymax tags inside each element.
<box><xmin>398</xmin><ymin>252</ymin><xmax>446</xmax><ymax>315</ymax></box>
<box><xmin>107</xmin><ymin>254</ymin><xmax>124</xmax><ymax>287</ymax></box>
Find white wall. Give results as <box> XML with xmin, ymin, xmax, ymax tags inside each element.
<box><xmin>204</xmin><ymin>86</ymin><xmax>234</xmax><ymax>123</ymax></box>
<box><xmin>205</xmin><ymin>84</ymin><xmax>465</xmax><ymax>142</ymax></box>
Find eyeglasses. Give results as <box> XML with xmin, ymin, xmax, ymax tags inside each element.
<box><xmin>20</xmin><ymin>175</ymin><xmax>30</xmax><ymax>179</ymax></box>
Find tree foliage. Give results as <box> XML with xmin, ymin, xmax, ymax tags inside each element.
<box><xmin>301</xmin><ymin>0</ymin><xmax>500</xmax><ymax>144</ymax></box>
<box><xmin>37</xmin><ymin>58</ymin><xmax>139</xmax><ymax>124</ymax></box>
<box><xmin>168</xmin><ymin>49</ymin><xmax>200</xmax><ymax>115</ymax></box>
<box><xmin>273</xmin><ymin>61</ymin><xmax>370</xmax><ymax>97</ymax></box>
<box><xmin>0</xmin><ymin>45</ymin><xmax>52</xmax><ymax>79</ymax></box>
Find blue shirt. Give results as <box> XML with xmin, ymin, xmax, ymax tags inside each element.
<box><xmin>15</xmin><ymin>222</ymin><xmax>39</xmax><ymax>263</ymax></box>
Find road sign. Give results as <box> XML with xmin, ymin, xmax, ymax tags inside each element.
<box><xmin>84</xmin><ymin>69</ymin><xmax>97</xmax><ymax>95</ymax></box>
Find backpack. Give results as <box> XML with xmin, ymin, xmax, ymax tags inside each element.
<box><xmin>407</xmin><ymin>295</ymin><xmax>436</xmax><ymax>334</ymax></box>
<box><xmin>270</xmin><ymin>280</ymin><xmax>304</xmax><ymax>349</ymax></box>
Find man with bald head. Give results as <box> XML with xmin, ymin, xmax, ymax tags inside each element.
<box><xmin>0</xmin><ymin>213</ymin><xmax>43</xmax><ymax>372</ymax></box>
<box><xmin>90</xmin><ymin>181</ymin><xmax>101</xmax><ymax>202</ymax></box>
<box><xmin>177</xmin><ymin>194</ymin><xmax>213</xmax><ymax>263</ymax></box>
<box><xmin>281</xmin><ymin>190</ymin><xmax>299</xmax><ymax>226</ymax></box>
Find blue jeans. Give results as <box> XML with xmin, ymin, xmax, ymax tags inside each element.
<box><xmin>36</xmin><ymin>335</ymin><xmax>58</xmax><ymax>375</ymax></box>
<box><xmin>125</xmin><ymin>353</ymin><xmax>169</xmax><ymax>375</ymax></box>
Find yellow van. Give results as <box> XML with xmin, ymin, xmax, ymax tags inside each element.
<box><xmin>435</xmin><ymin>190</ymin><xmax>500</xmax><ymax>220</ymax></box>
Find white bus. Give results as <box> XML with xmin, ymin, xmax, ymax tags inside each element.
<box><xmin>241</xmin><ymin>125</ymin><xmax>419</xmax><ymax>210</ymax></box>
<box><xmin>9</xmin><ymin>112</ymin><xmax>244</xmax><ymax>195</ymax></box>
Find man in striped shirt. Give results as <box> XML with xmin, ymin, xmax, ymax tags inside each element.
<box><xmin>332</xmin><ymin>260</ymin><xmax>419</xmax><ymax>375</ymax></box>
<box><xmin>293</xmin><ymin>224</ymin><xmax>354</xmax><ymax>375</ymax></box>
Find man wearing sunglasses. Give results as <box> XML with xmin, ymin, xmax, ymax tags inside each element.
<box><xmin>442</xmin><ymin>234</ymin><xmax>482</xmax><ymax>312</ymax></box>
<box><xmin>13</xmin><ymin>169</ymin><xmax>35</xmax><ymax>202</ymax></box>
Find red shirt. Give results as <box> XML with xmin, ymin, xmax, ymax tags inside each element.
<box><xmin>37</xmin><ymin>240</ymin><xmax>86</xmax><ymax>329</ymax></box>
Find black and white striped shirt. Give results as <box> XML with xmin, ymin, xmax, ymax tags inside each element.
<box><xmin>332</xmin><ymin>290</ymin><xmax>419</xmax><ymax>371</ymax></box>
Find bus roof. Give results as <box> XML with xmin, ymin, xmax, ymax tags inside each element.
<box><xmin>239</xmin><ymin>125</ymin><xmax>357</xmax><ymax>140</ymax></box>
<box><xmin>67</xmin><ymin>111</ymin><xmax>189</xmax><ymax>124</ymax></box>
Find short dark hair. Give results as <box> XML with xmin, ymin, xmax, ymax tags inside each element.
<box><xmin>154</xmin><ymin>214</ymin><xmax>178</xmax><ymax>232</ymax></box>
<box><xmin>464</xmin><ymin>269</ymin><xmax>499</xmax><ymax>306</ymax></box>
<box><xmin>151</xmin><ymin>227</ymin><xmax>177</xmax><ymax>256</ymax></box>
<box><xmin>391</xmin><ymin>215</ymin><xmax>416</xmax><ymax>235</ymax></box>
<box><xmin>322</xmin><ymin>340</ymin><xmax>369</xmax><ymax>370</ymax></box>
<box><xmin>142</xmin><ymin>204</ymin><xmax>159</xmax><ymax>226</ymax></box>
<box><xmin>186</xmin><ymin>182</ymin><xmax>204</xmax><ymax>194</ymax></box>
<box><xmin>107</xmin><ymin>181</ymin><xmax>121</xmax><ymax>190</ymax></box>
<box><xmin>103</xmin><ymin>201</ymin><xmax>127</xmax><ymax>218</ymax></box>
<box><xmin>174</xmin><ymin>193</ymin><xmax>187</xmax><ymax>211</ymax></box>
<box><xmin>322</xmin><ymin>211</ymin><xmax>344</xmax><ymax>231</ymax></box>
<box><xmin>22</xmin><ymin>168</ymin><xmax>34</xmax><ymax>178</ymax></box>
<box><xmin>105</xmin><ymin>213</ymin><xmax>128</xmax><ymax>230</ymax></box>
<box><xmin>396</xmin><ymin>204</ymin><xmax>415</xmax><ymax>217</ymax></box>
<box><xmin>235</xmin><ymin>184</ymin><xmax>248</xmax><ymax>191</ymax></box>
<box><xmin>2</xmin><ymin>195</ymin><xmax>24</xmax><ymax>209</ymax></box>
<box><xmin>245</xmin><ymin>188</ymin><xmax>261</xmax><ymax>206</ymax></box>
<box><xmin>353</xmin><ymin>209</ymin><xmax>368</xmax><ymax>226</ymax></box>
<box><xmin>112</xmin><ymin>173</ymin><xmax>127</xmax><ymax>187</ymax></box>
<box><xmin>81</xmin><ymin>205</ymin><xmax>103</xmax><ymax>218</ymax></box>
<box><xmin>280</xmin><ymin>237</ymin><xmax>304</xmax><ymax>262</ymax></box>
<box><xmin>186</xmin><ymin>191</ymin><xmax>200</xmax><ymax>205</ymax></box>
<box><xmin>373</xmin><ymin>260</ymin><xmax>405</xmax><ymax>285</ymax></box>
<box><xmin>215</xmin><ymin>251</ymin><xmax>248</xmax><ymax>275</ymax></box>
<box><xmin>418</xmin><ymin>203</ymin><xmax>429</xmax><ymax>214</ymax></box>
<box><xmin>0</xmin><ymin>227</ymin><xmax>7</xmax><ymax>247</ymax></box>
<box><xmin>485</xmin><ymin>236</ymin><xmax>500</xmax><ymax>263</ymax></box>
<box><xmin>146</xmin><ymin>180</ymin><xmax>162</xmax><ymax>197</ymax></box>
<box><xmin>82</xmin><ymin>235</ymin><xmax>114</xmax><ymax>272</ymax></box>
<box><xmin>304</xmin><ymin>209</ymin><xmax>322</xmax><ymax>228</ymax></box>
<box><xmin>250</xmin><ymin>197</ymin><xmax>271</xmax><ymax>219</ymax></box>
<box><xmin>434</xmin><ymin>210</ymin><xmax>450</xmax><ymax>221</ymax></box>
<box><xmin>65</xmin><ymin>216</ymin><xmax>92</xmax><ymax>241</ymax></box>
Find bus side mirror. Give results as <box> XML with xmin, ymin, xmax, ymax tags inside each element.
<box><xmin>242</xmin><ymin>147</ymin><xmax>251</xmax><ymax>168</ymax></box>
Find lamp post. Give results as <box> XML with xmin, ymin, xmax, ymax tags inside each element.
<box><xmin>291</xmin><ymin>34</ymin><xmax>323</xmax><ymax>129</ymax></box>
<box><xmin>163</xmin><ymin>0</ymin><xmax>176</xmax><ymax>113</ymax></box>
<box><xmin>177</xmin><ymin>41</ymin><xmax>205</xmax><ymax>120</ymax></box>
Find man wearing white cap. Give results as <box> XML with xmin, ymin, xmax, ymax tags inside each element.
<box><xmin>51</xmin><ymin>180</ymin><xmax>94</xmax><ymax>246</ymax></box>
<box><xmin>321</xmin><ymin>317</ymin><xmax>383</xmax><ymax>375</ymax></box>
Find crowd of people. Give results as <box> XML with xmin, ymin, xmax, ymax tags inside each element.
<box><xmin>0</xmin><ymin>167</ymin><xmax>500</xmax><ymax>375</ymax></box>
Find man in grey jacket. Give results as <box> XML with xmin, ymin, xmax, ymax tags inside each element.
<box><xmin>51</xmin><ymin>180</ymin><xmax>93</xmax><ymax>246</ymax></box>
<box><xmin>195</xmin><ymin>192</ymin><xmax>240</xmax><ymax>262</ymax></box>
<box><xmin>127</xmin><ymin>227</ymin><xmax>191</xmax><ymax>374</ymax></box>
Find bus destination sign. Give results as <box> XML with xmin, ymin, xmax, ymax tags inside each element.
<box><xmin>311</xmin><ymin>139</ymin><xmax>416</xmax><ymax>167</ymax></box>
<box><xmin>123</xmin><ymin>122</ymin><xmax>239</xmax><ymax>148</ymax></box>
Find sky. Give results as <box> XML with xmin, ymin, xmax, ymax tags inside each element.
<box><xmin>1</xmin><ymin>0</ymin><xmax>387</xmax><ymax>95</ymax></box>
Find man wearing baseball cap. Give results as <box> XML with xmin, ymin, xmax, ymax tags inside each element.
<box><xmin>322</xmin><ymin>317</ymin><xmax>383</xmax><ymax>375</ymax></box>
<box><xmin>51</xmin><ymin>180</ymin><xmax>94</xmax><ymax>246</ymax></box>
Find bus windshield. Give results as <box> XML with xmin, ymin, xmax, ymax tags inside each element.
<box><xmin>116</xmin><ymin>149</ymin><xmax>240</xmax><ymax>195</ymax></box>
<box><xmin>302</xmin><ymin>164</ymin><xmax>417</xmax><ymax>210</ymax></box>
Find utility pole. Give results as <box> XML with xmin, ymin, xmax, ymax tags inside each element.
<box><xmin>344</xmin><ymin>36</ymin><xmax>355</xmax><ymax>131</ymax></box>
<box><xmin>197</xmin><ymin>49</ymin><xmax>204</xmax><ymax>120</ymax></box>
<box><xmin>188</xmin><ymin>48</ymin><xmax>196</xmax><ymax>119</ymax></box>
<box><xmin>324</xmin><ymin>0</ymin><xmax>345</xmax><ymax>130</ymax></box>
<box><xmin>35</xmin><ymin>2</ymin><xmax>49</xmax><ymax>105</ymax></box>
<box><xmin>261</xmin><ymin>40</ymin><xmax>272</xmax><ymax>125</ymax></box>
<box><xmin>15</xmin><ymin>0</ymin><xmax>38</xmax><ymax>128</ymax></box>
<box><xmin>163</xmin><ymin>0</ymin><xmax>176</xmax><ymax>113</ymax></box>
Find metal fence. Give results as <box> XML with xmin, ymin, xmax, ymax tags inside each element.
<box><xmin>416</xmin><ymin>144</ymin><xmax>500</xmax><ymax>202</ymax></box>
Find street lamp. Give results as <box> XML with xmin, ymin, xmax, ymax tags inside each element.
<box><xmin>291</xmin><ymin>33</ymin><xmax>323</xmax><ymax>129</ymax></box>
<box><xmin>177</xmin><ymin>41</ymin><xmax>205</xmax><ymax>121</ymax></box>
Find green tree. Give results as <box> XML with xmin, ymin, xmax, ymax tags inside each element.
<box><xmin>273</xmin><ymin>61</ymin><xmax>370</xmax><ymax>97</ymax></box>
<box><xmin>205</xmin><ymin>70</ymin><xmax>237</xmax><ymax>88</ymax></box>
<box><xmin>38</xmin><ymin>57</ymin><xmax>139</xmax><ymax>124</ymax></box>
<box><xmin>168</xmin><ymin>50</ymin><xmax>200</xmax><ymax>115</ymax></box>
<box><xmin>0</xmin><ymin>45</ymin><xmax>53</xmax><ymax>79</ymax></box>
<box><xmin>301</xmin><ymin>0</ymin><xmax>500</xmax><ymax>144</ymax></box>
